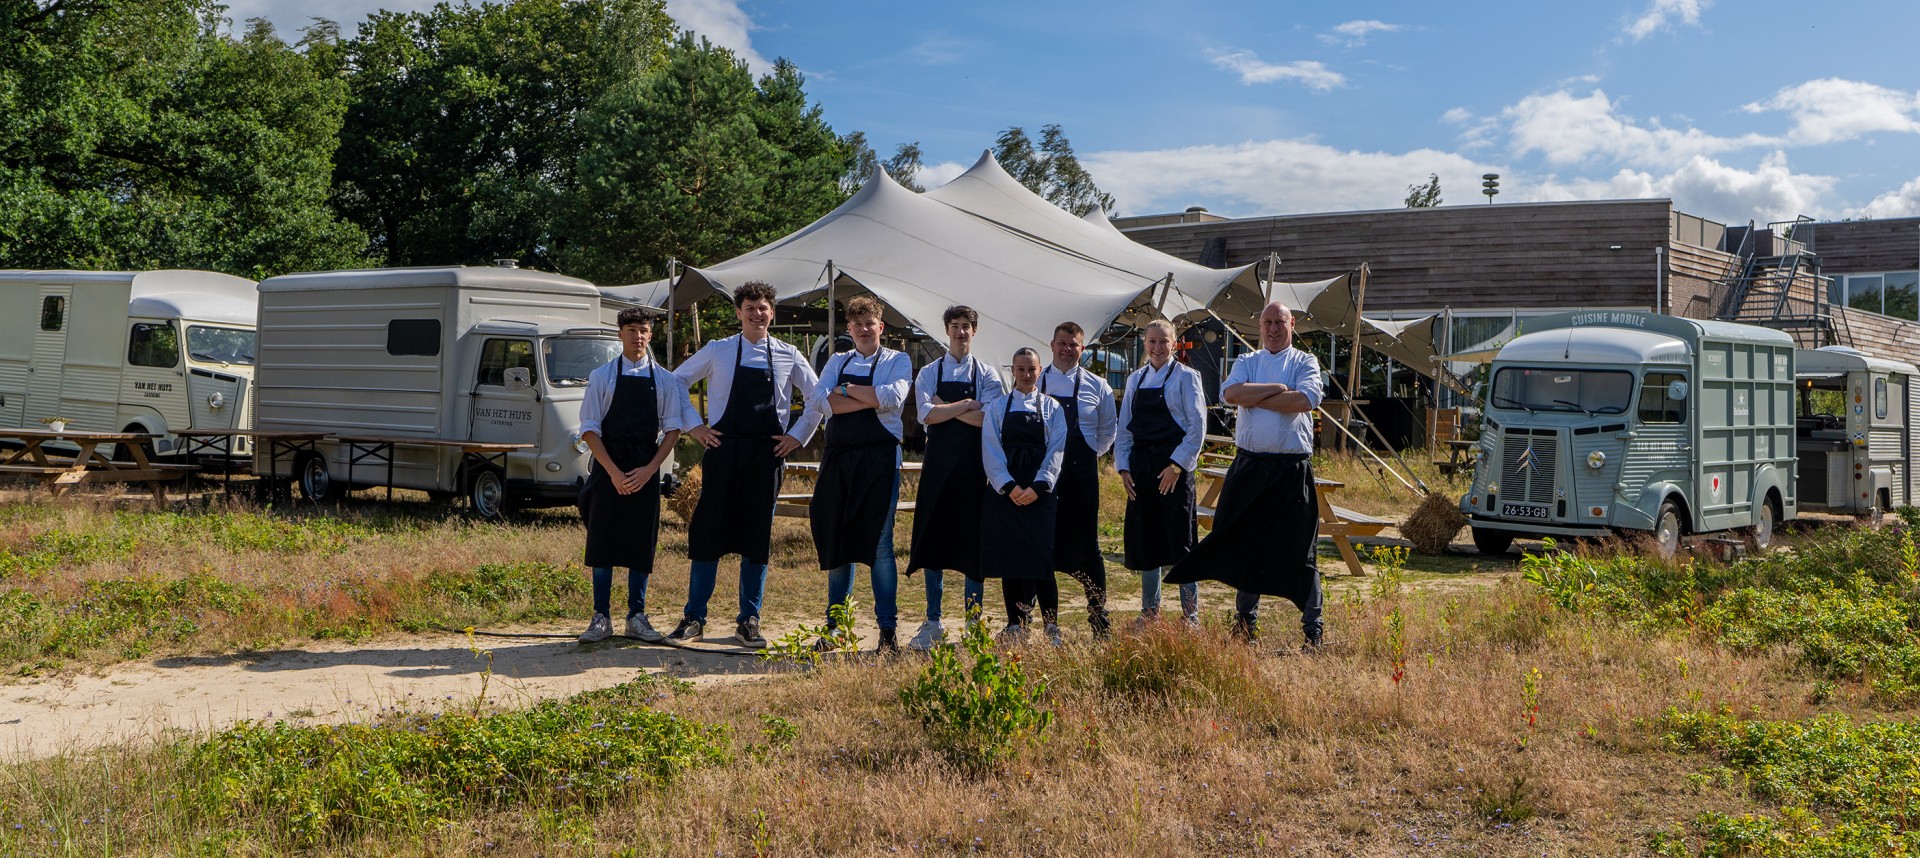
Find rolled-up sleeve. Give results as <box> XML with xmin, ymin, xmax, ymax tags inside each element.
<box><xmin>977</xmin><ymin>361</ymin><xmax>1007</xmax><ymax>406</ymax></box>
<box><xmin>1171</xmin><ymin>366</ymin><xmax>1207</xmax><ymax>472</ymax></box>
<box><xmin>673</xmin><ymin>342</ymin><xmax>719</xmax><ymax>427</ymax></box>
<box><xmin>1293</xmin><ymin>353</ymin><xmax>1325</xmax><ymax>410</ymax></box>
<box><xmin>874</xmin><ymin>351</ymin><xmax>911</xmax><ymax>414</ymax></box>
<box><xmin>783</xmin><ymin>348</ymin><xmax>823</xmax><ymax>445</ymax></box>
<box><xmin>1112</xmin><ymin>370</ymin><xmax>1138</xmax><ymax>472</ymax></box>
<box><xmin>806</xmin><ymin>353</ymin><xmax>845</xmax><ymax>415</ymax></box>
<box><xmin>1037</xmin><ymin>399</ymin><xmax>1067</xmax><ymax>489</ymax></box>
<box><xmin>914</xmin><ymin>362</ymin><xmax>940</xmax><ymax>424</ymax></box>
<box><xmin>982</xmin><ymin>401</ymin><xmax>1013</xmax><ymax>492</ymax></box>
<box><xmin>657</xmin><ymin>370</ymin><xmax>687</xmax><ymax>433</ymax></box>
<box><xmin>578</xmin><ymin>362</ymin><xmax>613</xmax><ymax>437</ymax></box>
<box><xmin>1090</xmin><ymin>377</ymin><xmax>1118</xmax><ymax>456</ymax></box>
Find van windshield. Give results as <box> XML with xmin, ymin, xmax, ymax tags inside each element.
<box><xmin>544</xmin><ymin>337</ymin><xmax>621</xmax><ymax>387</ymax></box>
<box><xmin>186</xmin><ymin>326</ymin><xmax>256</xmax><ymax>366</ymax></box>
<box><xmin>1490</xmin><ymin>367</ymin><xmax>1633</xmax><ymax>415</ymax></box>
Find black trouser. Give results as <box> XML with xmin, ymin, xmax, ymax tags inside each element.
<box><xmin>1001</xmin><ymin>577</ymin><xmax>1059</xmax><ymax>626</ymax></box>
<box><xmin>1065</xmin><ymin>563</ymin><xmax>1109</xmax><ymax>630</ymax></box>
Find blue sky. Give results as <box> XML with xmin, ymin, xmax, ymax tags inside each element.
<box><xmin>236</xmin><ymin>0</ymin><xmax>1920</xmax><ymax>225</ymax></box>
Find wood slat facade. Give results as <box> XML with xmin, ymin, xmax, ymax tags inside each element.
<box><xmin>1123</xmin><ymin>199</ymin><xmax>1729</xmax><ymax>316</ymax></box>
<box><xmin>1807</xmin><ymin>219</ymin><xmax>1920</xmax><ymax>273</ymax></box>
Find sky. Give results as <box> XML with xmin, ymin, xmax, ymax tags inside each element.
<box><xmin>230</xmin><ymin>0</ymin><xmax>1920</xmax><ymax>226</ymax></box>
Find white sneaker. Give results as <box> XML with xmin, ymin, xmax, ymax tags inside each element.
<box><xmin>1044</xmin><ymin>622</ymin><xmax>1065</xmax><ymax>647</ymax></box>
<box><xmin>625</xmin><ymin>613</ymin><xmax>664</xmax><ymax>643</ymax></box>
<box><xmin>579</xmin><ymin>613</ymin><xmax>613</xmax><ymax>643</ymax></box>
<box><xmin>1183</xmin><ymin>612</ymin><xmax>1201</xmax><ymax>629</ymax></box>
<box><xmin>907</xmin><ymin>620</ymin><xmax>945</xmax><ymax>651</ymax></box>
<box><xmin>995</xmin><ymin>623</ymin><xmax>1029</xmax><ymax>645</ymax></box>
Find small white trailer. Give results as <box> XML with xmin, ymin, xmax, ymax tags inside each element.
<box><xmin>0</xmin><ymin>269</ymin><xmax>259</xmax><ymax>460</ymax></box>
<box><xmin>251</xmin><ymin>264</ymin><xmax>621</xmax><ymax>517</ymax></box>
<box><xmin>1794</xmin><ymin>345</ymin><xmax>1920</xmax><ymax>516</ymax></box>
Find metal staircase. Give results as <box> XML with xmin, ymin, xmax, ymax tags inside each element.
<box><xmin>1708</xmin><ymin>216</ymin><xmax>1842</xmax><ymax>348</ymax></box>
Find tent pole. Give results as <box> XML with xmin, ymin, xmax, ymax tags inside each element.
<box><xmin>666</xmin><ymin>259</ymin><xmax>678</xmax><ymax>368</ymax></box>
<box><xmin>826</xmin><ymin>260</ymin><xmax>836</xmax><ymax>361</ymax></box>
<box><xmin>1341</xmin><ymin>264</ymin><xmax>1369</xmax><ymax>453</ymax></box>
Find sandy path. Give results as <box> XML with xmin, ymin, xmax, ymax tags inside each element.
<box><xmin>0</xmin><ymin>627</ymin><xmax>782</xmax><ymax>760</ymax></box>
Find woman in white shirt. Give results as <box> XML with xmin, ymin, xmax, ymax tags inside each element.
<box><xmin>977</xmin><ymin>347</ymin><xmax>1067</xmax><ymax>642</ymax></box>
<box><xmin>1114</xmin><ymin>320</ymin><xmax>1207</xmax><ymax>625</ymax></box>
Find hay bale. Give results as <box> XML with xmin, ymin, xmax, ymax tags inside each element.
<box><xmin>666</xmin><ymin>465</ymin><xmax>702</xmax><ymax>525</ymax></box>
<box><xmin>1403</xmin><ymin>491</ymin><xmax>1467</xmax><ymax>554</ymax></box>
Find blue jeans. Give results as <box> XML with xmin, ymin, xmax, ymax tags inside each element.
<box><xmin>590</xmin><ymin>566</ymin><xmax>649</xmax><ymax>618</ymax></box>
<box><xmin>685</xmin><ymin>559</ymin><xmax>769</xmax><ymax>624</ymax></box>
<box><xmin>1139</xmin><ymin>566</ymin><xmax>1197</xmax><ymax>618</ymax></box>
<box><xmin>924</xmin><ymin>572</ymin><xmax>985</xmax><ymax>622</ymax></box>
<box><xmin>827</xmin><ymin>470</ymin><xmax>900</xmax><ymax>630</ymax></box>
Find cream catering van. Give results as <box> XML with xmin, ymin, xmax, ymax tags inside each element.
<box><xmin>0</xmin><ymin>269</ymin><xmax>259</xmax><ymax>459</ymax></box>
<box><xmin>251</xmin><ymin>264</ymin><xmax>620</xmax><ymax>517</ymax></box>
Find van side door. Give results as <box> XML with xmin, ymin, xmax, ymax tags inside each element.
<box><xmin>123</xmin><ymin>320</ymin><xmax>186</xmax><ymax>435</ymax></box>
<box><xmin>470</xmin><ymin>338</ymin><xmax>541</xmax><ymax>455</ymax></box>
<box><xmin>23</xmin><ymin>288</ymin><xmax>71</xmax><ymax>426</ymax></box>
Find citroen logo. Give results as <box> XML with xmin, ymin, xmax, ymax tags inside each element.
<box><xmin>1516</xmin><ymin>445</ymin><xmax>1539</xmax><ymax>476</ymax></box>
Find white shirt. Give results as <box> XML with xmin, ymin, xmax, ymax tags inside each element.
<box><xmin>1223</xmin><ymin>346</ymin><xmax>1324</xmax><ymax>454</ymax></box>
<box><xmin>1114</xmin><ymin>359</ymin><xmax>1208</xmax><ymax>472</ymax></box>
<box><xmin>805</xmin><ymin>346</ymin><xmax>914</xmax><ymax>441</ymax></box>
<box><xmin>1040</xmin><ymin>363</ymin><xmax>1117</xmax><ymax>455</ymax></box>
<box><xmin>983</xmin><ymin>388</ymin><xmax>1067</xmax><ymax>492</ymax></box>
<box><xmin>914</xmin><ymin>352</ymin><xmax>1007</xmax><ymax>424</ymax></box>
<box><xmin>672</xmin><ymin>333</ymin><xmax>822</xmax><ymax>445</ymax></box>
<box><xmin>578</xmin><ymin>354</ymin><xmax>688</xmax><ymax>439</ymax></box>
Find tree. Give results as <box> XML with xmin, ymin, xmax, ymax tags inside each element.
<box><xmin>330</xmin><ymin>0</ymin><xmax>674</xmax><ymax>269</ymax></box>
<box><xmin>1404</xmin><ymin>173</ymin><xmax>1443</xmax><ymax>208</ymax></box>
<box><xmin>0</xmin><ymin>2</ymin><xmax>367</xmax><ymax>275</ymax></box>
<box><xmin>840</xmin><ymin>134</ymin><xmax>926</xmax><ymax>193</ymax></box>
<box><xmin>992</xmin><ymin>124</ymin><xmax>1116</xmax><ymax>216</ymax></box>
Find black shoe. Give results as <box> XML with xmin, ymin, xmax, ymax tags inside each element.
<box><xmin>734</xmin><ymin>617</ymin><xmax>766</xmax><ymax>648</ymax></box>
<box><xmin>1303</xmin><ymin>627</ymin><xmax>1324</xmax><ymax>651</ymax></box>
<box><xmin>877</xmin><ymin>628</ymin><xmax>899</xmax><ymax>654</ymax></box>
<box><xmin>666</xmin><ymin>617</ymin><xmax>704</xmax><ymax>642</ymax></box>
<box><xmin>1089</xmin><ymin>607</ymin><xmax>1112</xmax><ymax>640</ymax></box>
<box><xmin>1229</xmin><ymin>614</ymin><xmax>1259</xmax><ymax>644</ymax></box>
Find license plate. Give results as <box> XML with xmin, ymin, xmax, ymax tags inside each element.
<box><xmin>1501</xmin><ymin>503</ymin><xmax>1549</xmax><ymax>520</ymax></box>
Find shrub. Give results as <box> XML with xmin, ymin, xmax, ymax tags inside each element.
<box><xmin>1095</xmin><ymin>621</ymin><xmax>1263</xmax><ymax>706</ymax></box>
<box><xmin>898</xmin><ymin>615</ymin><xmax>1053</xmax><ymax>773</ymax></box>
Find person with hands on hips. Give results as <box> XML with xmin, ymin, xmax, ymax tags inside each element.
<box><xmin>670</xmin><ymin>281</ymin><xmax>821</xmax><ymax>648</ymax></box>
<box><xmin>977</xmin><ymin>347</ymin><xmax>1067</xmax><ymax>643</ymax></box>
<box><xmin>1114</xmin><ymin>319</ymin><xmax>1206</xmax><ymax>626</ymax></box>
<box><xmin>576</xmin><ymin>307</ymin><xmax>686</xmax><ymax>643</ymax></box>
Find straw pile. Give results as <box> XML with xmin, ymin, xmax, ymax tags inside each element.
<box><xmin>1402</xmin><ymin>491</ymin><xmax>1467</xmax><ymax>554</ymax></box>
<box><xmin>666</xmin><ymin>465</ymin><xmax>702</xmax><ymax>524</ymax></box>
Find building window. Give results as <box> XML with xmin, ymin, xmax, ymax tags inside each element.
<box><xmin>1830</xmin><ymin>271</ymin><xmax>1920</xmax><ymax>321</ymax></box>
<box><xmin>128</xmin><ymin>323</ymin><xmax>180</xmax><ymax>368</ymax></box>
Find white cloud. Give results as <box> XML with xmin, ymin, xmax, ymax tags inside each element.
<box><xmin>908</xmin><ymin>34</ymin><xmax>970</xmax><ymax>66</ymax></box>
<box><xmin>1622</xmin><ymin>0</ymin><xmax>1711</xmax><ymax>41</ymax></box>
<box><xmin>1853</xmin><ymin>176</ymin><xmax>1920</xmax><ymax>219</ymax></box>
<box><xmin>1745</xmin><ymin>78</ymin><xmax>1920</xmax><ymax>145</ymax></box>
<box><xmin>1084</xmin><ymin>139</ymin><xmax>1491</xmax><ymax>217</ymax></box>
<box><xmin>1524</xmin><ymin>152</ymin><xmax>1835</xmax><ymax>224</ymax></box>
<box><xmin>1504</xmin><ymin>89</ymin><xmax>1772</xmax><ymax>168</ymax></box>
<box><xmin>665</xmin><ymin>0</ymin><xmax>771</xmax><ymax>76</ymax></box>
<box><xmin>1206</xmin><ymin>50</ymin><xmax>1344</xmax><ymax>90</ymax></box>
<box><xmin>917</xmin><ymin>161</ymin><xmax>967</xmax><ymax>190</ymax></box>
<box><xmin>1317</xmin><ymin>20</ymin><xmax>1400</xmax><ymax>47</ymax></box>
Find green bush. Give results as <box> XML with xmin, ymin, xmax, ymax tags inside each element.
<box><xmin>192</xmin><ymin>679</ymin><xmax>730</xmax><ymax>847</ymax></box>
<box><xmin>898</xmin><ymin>616</ymin><xmax>1053</xmax><ymax>774</ymax></box>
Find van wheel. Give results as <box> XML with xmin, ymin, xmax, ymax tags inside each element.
<box><xmin>467</xmin><ymin>467</ymin><xmax>507</xmax><ymax>521</ymax></box>
<box><xmin>1471</xmin><ymin>527</ymin><xmax>1513</xmax><ymax>556</ymax></box>
<box><xmin>1746</xmin><ymin>497</ymin><xmax>1777</xmax><ymax>551</ymax></box>
<box><xmin>296</xmin><ymin>453</ymin><xmax>338</xmax><ymax>503</ymax></box>
<box><xmin>1653</xmin><ymin>499</ymin><xmax>1684</xmax><ymax>559</ymax></box>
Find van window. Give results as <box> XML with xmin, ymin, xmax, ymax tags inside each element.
<box><xmin>40</xmin><ymin>296</ymin><xmax>64</xmax><ymax>331</ymax></box>
<box><xmin>1638</xmin><ymin>372</ymin><xmax>1687</xmax><ymax>424</ymax></box>
<box><xmin>1875</xmin><ymin>377</ymin><xmax>1889</xmax><ymax>419</ymax></box>
<box><xmin>477</xmin><ymin>339</ymin><xmax>537</xmax><ymax>386</ymax></box>
<box><xmin>386</xmin><ymin>319</ymin><xmax>441</xmax><ymax>356</ymax></box>
<box><xmin>128</xmin><ymin>323</ymin><xmax>180</xmax><ymax>368</ymax></box>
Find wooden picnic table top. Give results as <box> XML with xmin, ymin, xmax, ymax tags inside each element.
<box><xmin>172</xmin><ymin>428</ymin><xmax>331</xmax><ymax>440</ymax></box>
<box><xmin>331</xmin><ymin>435</ymin><xmax>532</xmax><ymax>452</ymax></box>
<box><xmin>0</xmin><ymin>428</ymin><xmax>157</xmax><ymax>442</ymax></box>
<box><xmin>783</xmin><ymin>460</ymin><xmax>923</xmax><ymax>472</ymax></box>
<box><xmin>1195</xmin><ymin>465</ymin><xmax>1343</xmax><ymax>489</ymax></box>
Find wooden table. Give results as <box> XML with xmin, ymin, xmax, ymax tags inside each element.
<box><xmin>1436</xmin><ymin>439</ymin><xmax>1480</xmax><ymax>476</ymax></box>
<box><xmin>331</xmin><ymin>436</ymin><xmax>531</xmax><ymax>502</ymax></box>
<box><xmin>172</xmin><ymin>429</ymin><xmax>330</xmax><ymax>499</ymax></box>
<box><xmin>1195</xmin><ymin>465</ymin><xmax>1389</xmax><ymax>577</ymax></box>
<box><xmin>775</xmin><ymin>460</ymin><xmax>921</xmax><ymax>519</ymax></box>
<box><xmin>0</xmin><ymin>428</ymin><xmax>194</xmax><ymax>499</ymax></box>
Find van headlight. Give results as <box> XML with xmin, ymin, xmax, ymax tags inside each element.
<box><xmin>1486</xmin><ymin>482</ymin><xmax>1499</xmax><ymax>495</ymax></box>
<box><xmin>207</xmin><ymin>392</ymin><xmax>225</xmax><ymax>410</ymax></box>
<box><xmin>571</xmin><ymin>433</ymin><xmax>590</xmax><ymax>454</ymax></box>
<box><xmin>1587</xmin><ymin>450</ymin><xmax>1607</xmax><ymax>470</ymax></box>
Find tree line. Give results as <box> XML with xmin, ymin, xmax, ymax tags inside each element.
<box><xmin>0</xmin><ymin>0</ymin><xmax>1116</xmax><ymax>285</ymax></box>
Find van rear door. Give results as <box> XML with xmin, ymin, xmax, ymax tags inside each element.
<box><xmin>24</xmin><ymin>286</ymin><xmax>71</xmax><ymax>427</ymax></box>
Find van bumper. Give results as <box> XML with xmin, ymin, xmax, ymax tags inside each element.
<box><xmin>1467</xmin><ymin>515</ymin><xmax>1616</xmax><ymax>540</ymax></box>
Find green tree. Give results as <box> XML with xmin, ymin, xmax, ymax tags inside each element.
<box><xmin>331</xmin><ymin>0</ymin><xmax>673</xmax><ymax>269</ymax></box>
<box><xmin>992</xmin><ymin>124</ymin><xmax>1116</xmax><ymax>216</ymax></box>
<box><xmin>0</xmin><ymin>2</ymin><xmax>366</xmax><ymax>275</ymax></box>
<box><xmin>841</xmin><ymin>134</ymin><xmax>927</xmax><ymax>193</ymax></box>
<box><xmin>1405</xmin><ymin>173</ymin><xmax>1443</xmax><ymax>208</ymax></box>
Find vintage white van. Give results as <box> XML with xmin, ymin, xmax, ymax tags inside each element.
<box><xmin>0</xmin><ymin>269</ymin><xmax>259</xmax><ymax>459</ymax></box>
<box><xmin>251</xmin><ymin>264</ymin><xmax>620</xmax><ymax>517</ymax></box>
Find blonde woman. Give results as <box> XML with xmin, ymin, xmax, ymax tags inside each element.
<box><xmin>1114</xmin><ymin>320</ymin><xmax>1206</xmax><ymax>624</ymax></box>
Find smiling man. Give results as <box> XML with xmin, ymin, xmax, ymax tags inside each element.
<box><xmin>1039</xmin><ymin>320</ymin><xmax>1117</xmax><ymax>643</ymax></box>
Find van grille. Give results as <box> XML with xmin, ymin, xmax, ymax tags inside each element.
<box><xmin>1501</xmin><ymin>435</ymin><xmax>1558</xmax><ymax>505</ymax></box>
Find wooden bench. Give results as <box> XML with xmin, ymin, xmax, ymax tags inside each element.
<box><xmin>774</xmin><ymin>493</ymin><xmax>916</xmax><ymax>519</ymax></box>
<box><xmin>1195</xmin><ymin>464</ymin><xmax>1383</xmax><ymax>576</ymax></box>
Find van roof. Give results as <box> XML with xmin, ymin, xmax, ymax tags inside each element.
<box><xmin>1797</xmin><ymin>345</ymin><xmax>1920</xmax><ymax>377</ymax></box>
<box><xmin>1522</xmin><ymin>310</ymin><xmax>1795</xmax><ymax>347</ymax></box>
<box><xmin>0</xmin><ymin>269</ymin><xmax>256</xmax><ymax>293</ymax></box>
<box><xmin>1498</xmin><ymin>328</ymin><xmax>1693</xmax><ymax>366</ymax></box>
<box><xmin>258</xmin><ymin>266</ymin><xmax>598</xmax><ymax>296</ymax></box>
<box><xmin>130</xmin><ymin>292</ymin><xmax>257</xmax><ymax>326</ymax></box>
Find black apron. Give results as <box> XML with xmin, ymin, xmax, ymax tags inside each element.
<box><xmin>1048</xmin><ymin>368</ymin><xmax>1103</xmax><ymax>574</ymax></box>
<box><xmin>1164</xmin><ymin>451</ymin><xmax>1320</xmax><ymax>611</ymax></box>
<box><xmin>581</xmin><ymin>356</ymin><xmax>663</xmax><ymax>569</ymax></box>
<box><xmin>1122</xmin><ymin>364</ymin><xmax>1196</xmax><ymax>571</ymax></box>
<box><xmin>976</xmin><ymin>394</ymin><xmax>1056</xmax><ymax>581</ymax></box>
<box><xmin>686</xmin><ymin>337</ymin><xmax>785</xmax><ymax>564</ymax></box>
<box><xmin>809</xmin><ymin>351</ymin><xmax>900</xmax><ymax>570</ymax></box>
<box><xmin>907</xmin><ymin>357</ymin><xmax>985</xmax><ymax>576</ymax></box>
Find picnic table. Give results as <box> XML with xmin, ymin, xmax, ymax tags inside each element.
<box><xmin>1435</xmin><ymin>439</ymin><xmax>1481</xmax><ymax>476</ymax></box>
<box><xmin>775</xmin><ymin>460</ymin><xmax>922</xmax><ymax>519</ymax></box>
<box><xmin>1195</xmin><ymin>464</ymin><xmax>1388</xmax><ymax>577</ymax></box>
<box><xmin>331</xmin><ymin>435</ymin><xmax>531</xmax><ymax>502</ymax></box>
<box><xmin>172</xmin><ymin>429</ymin><xmax>330</xmax><ymax>499</ymax></box>
<box><xmin>0</xmin><ymin>428</ymin><xmax>194</xmax><ymax>500</ymax></box>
